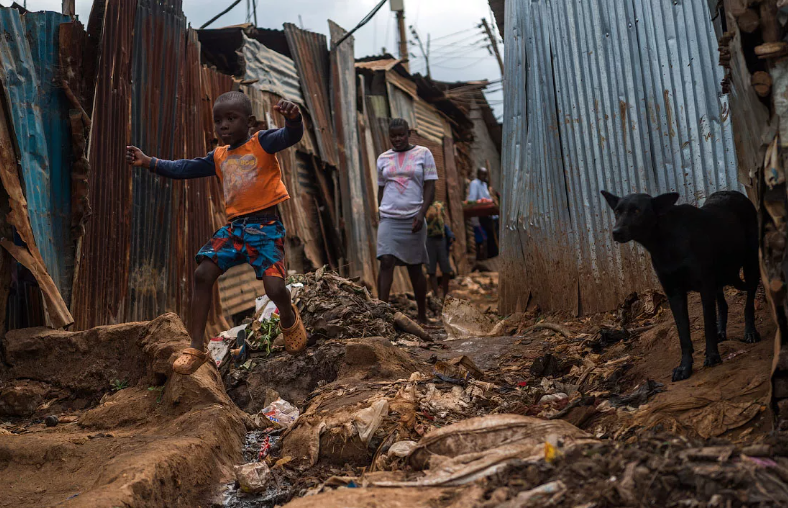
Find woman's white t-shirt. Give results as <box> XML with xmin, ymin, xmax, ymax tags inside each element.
<box><xmin>377</xmin><ymin>145</ymin><xmax>438</xmax><ymax>219</ymax></box>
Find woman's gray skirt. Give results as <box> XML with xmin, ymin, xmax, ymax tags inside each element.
<box><xmin>377</xmin><ymin>216</ymin><xmax>428</xmax><ymax>266</ymax></box>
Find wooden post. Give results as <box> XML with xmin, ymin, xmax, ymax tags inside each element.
<box><xmin>482</xmin><ymin>18</ymin><xmax>504</xmax><ymax>75</ymax></box>
<box><xmin>396</xmin><ymin>10</ymin><xmax>409</xmax><ymax>72</ymax></box>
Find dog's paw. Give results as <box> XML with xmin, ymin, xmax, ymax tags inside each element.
<box><xmin>704</xmin><ymin>352</ymin><xmax>722</xmax><ymax>367</ymax></box>
<box><xmin>743</xmin><ymin>331</ymin><xmax>761</xmax><ymax>344</ymax></box>
<box><xmin>717</xmin><ymin>330</ymin><xmax>727</xmax><ymax>343</ymax></box>
<box><xmin>672</xmin><ymin>364</ymin><xmax>693</xmax><ymax>382</ymax></box>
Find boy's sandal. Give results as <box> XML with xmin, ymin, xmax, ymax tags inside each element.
<box><xmin>173</xmin><ymin>348</ymin><xmax>210</xmax><ymax>375</ymax></box>
<box><xmin>281</xmin><ymin>303</ymin><xmax>307</xmax><ymax>355</ymax></box>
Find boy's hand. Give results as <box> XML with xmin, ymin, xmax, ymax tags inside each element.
<box><xmin>274</xmin><ymin>100</ymin><xmax>301</xmax><ymax>122</ymax></box>
<box><xmin>126</xmin><ymin>145</ymin><xmax>151</xmax><ymax>168</ymax></box>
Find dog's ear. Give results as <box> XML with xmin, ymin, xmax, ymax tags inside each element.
<box><xmin>601</xmin><ymin>190</ymin><xmax>620</xmax><ymax>210</ymax></box>
<box><xmin>652</xmin><ymin>192</ymin><xmax>680</xmax><ymax>214</ymax></box>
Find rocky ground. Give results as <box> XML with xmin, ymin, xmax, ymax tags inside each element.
<box><xmin>1</xmin><ymin>268</ymin><xmax>786</xmax><ymax>508</ymax></box>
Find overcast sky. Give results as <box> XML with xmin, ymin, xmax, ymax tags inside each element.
<box><xmin>6</xmin><ymin>0</ymin><xmax>503</xmax><ymax>118</ymax></box>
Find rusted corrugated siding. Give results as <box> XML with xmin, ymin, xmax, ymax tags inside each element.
<box><xmin>72</xmin><ymin>0</ymin><xmax>137</xmax><ymax>329</ymax></box>
<box><xmin>499</xmin><ymin>0</ymin><xmax>739</xmax><ymax>315</ymax></box>
<box><xmin>284</xmin><ymin>23</ymin><xmax>339</xmax><ymax>167</ymax></box>
<box><xmin>173</xmin><ymin>30</ymin><xmax>230</xmax><ymax>336</ymax></box>
<box><xmin>330</xmin><ymin>21</ymin><xmax>375</xmax><ymax>287</ymax></box>
<box><xmin>128</xmin><ymin>0</ymin><xmax>184</xmax><ymax>322</ymax></box>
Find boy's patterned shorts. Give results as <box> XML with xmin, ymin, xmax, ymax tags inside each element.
<box><xmin>196</xmin><ymin>216</ymin><xmax>286</xmax><ymax>279</ymax></box>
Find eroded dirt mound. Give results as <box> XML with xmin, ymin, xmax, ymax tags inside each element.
<box><xmin>0</xmin><ymin>313</ymin><xmax>248</xmax><ymax>508</ymax></box>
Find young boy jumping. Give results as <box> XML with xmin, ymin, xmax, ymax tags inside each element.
<box><xmin>126</xmin><ymin>91</ymin><xmax>307</xmax><ymax>375</ymax></box>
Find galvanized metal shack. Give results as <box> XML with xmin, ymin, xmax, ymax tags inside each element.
<box><xmin>498</xmin><ymin>0</ymin><xmax>740</xmax><ymax>315</ymax></box>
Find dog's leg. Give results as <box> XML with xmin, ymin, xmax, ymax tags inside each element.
<box><xmin>716</xmin><ymin>289</ymin><xmax>728</xmax><ymax>342</ymax></box>
<box><xmin>667</xmin><ymin>290</ymin><xmax>693</xmax><ymax>381</ymax></box>
<box><xmin>702</xmin><ymin>288</ymin><xmax>722</xmax><ymax>367</ymax></box>
<box><xmin>743</xmin><ymin>260</ymin><xmax>761</xmax><ymax>343</ymax></box>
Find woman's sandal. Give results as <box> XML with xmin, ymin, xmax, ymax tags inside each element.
<box><xmin>173</xmin><ymin>347</ymin><xmax>210</xmax><ymax>375</ymax></box>
<box><xmin>281</xmin><ymin>303</ymin><xmax>307</xmax><ymax>355</ymax></box>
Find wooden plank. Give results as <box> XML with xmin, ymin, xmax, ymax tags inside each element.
<box><xmin>443</xmin><ymin>135</ymin><xmax>469</xmax><ymax>275</ymax></box>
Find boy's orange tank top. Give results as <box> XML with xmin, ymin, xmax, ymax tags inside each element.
<box><xmin>213</xmin><ymin>136</ymin><xmax>290</xmax><ymax>220</ymax></box>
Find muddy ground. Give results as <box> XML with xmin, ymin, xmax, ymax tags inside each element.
<box><xmin>1</xmin><ymin>270</ymin><xmax>785</xmax><ymax>507</ymax></box>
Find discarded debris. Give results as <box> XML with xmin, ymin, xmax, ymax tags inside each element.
<box><xmin>394</xmin><ymin>312</ymin><xmax>433</xmax><ymax>341</ymax></box>
<box><xmin>293</xmin><ymin>270</ymin><xmax>396</xmax><ymax>340</ymax></box>
<box><xmin>234</xmin><ymin>462</ymin><xmax>272</xmax><ymax>494</ymax></box>
<box><xmin>257</xmin><ymin>398</ymin><xmax>300</xmax><ymax>429</ymax></box>
<box><xmin>442</xmin><ymin>295</ymin><xmax>504</xmax><ymax>340</ymax></box>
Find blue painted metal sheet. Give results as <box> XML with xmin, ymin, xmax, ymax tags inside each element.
<box><xmin>0</xmin><ymin>7</ymin><xmax>63</xmax><ymax>299</ymax></box>
<box><xmin>499</xmin><ymin>0</ymin><xmax>739</xmax><ymax>314</ymax></box>
<box><xmin>24</xmin><ymin>11</ymin><xmax>74</xmax><ymax>305</ymax></box>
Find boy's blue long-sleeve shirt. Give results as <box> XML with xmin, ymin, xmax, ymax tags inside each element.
<box><xmin>150</xmin><ymin>119</ymin><xmax>303</xmax><ymax>179</ymax></box>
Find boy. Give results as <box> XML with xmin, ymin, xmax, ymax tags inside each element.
<box><xmin>126</xmin><ymin>91</ymin><xmax>307</xmax><ymax>375</ymax></box>
<box><xmin>424</xmin><ymin>200</ymin><xmax>454</xmax><ymax>299</ymax></box>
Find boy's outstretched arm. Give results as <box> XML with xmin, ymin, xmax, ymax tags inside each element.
<box><xmin>126</xmin><ymin>145</ymin><xmax>216</xmax><ymax>179</ymax></box>
<box><xmin>258</xmin><ymin>99</ymin><xmax>304</xmax><ymax>154</ymax></box>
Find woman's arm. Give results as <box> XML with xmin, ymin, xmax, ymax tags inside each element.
<box><xmin>412</xmin><ymin>180</ymin><xmax>436</xmax><ymax>233</ymax></box>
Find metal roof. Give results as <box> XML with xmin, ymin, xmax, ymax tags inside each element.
<box><xmin>242</xmin><ymin>34</ymin><xmax>305</xmax><ymax>107</ymax></box>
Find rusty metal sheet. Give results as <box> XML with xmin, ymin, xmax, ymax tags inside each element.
<box><xmin>242</xmin><ymin>34</ymin><xmax>305</xmax><ymax>107</ymax></box>
<box><xmin>414</xmin><ymin>97</ymin><xmax>444</xmax><ymax>144</ymax></box>
<box><xmin>127</xmin><ymin>0</ymin><xmax>185</xmax><ymax>322</ymax></box>
<box><xmin>284</xmin><ymin>23</ymin><xmax>339</xmax><ymax>167</ymax></box>
<box><xmin>387</xmin><ymin>85</ymin><xmax>416</xmax><ymax>127</ymax></box>
<box><xmin>71</xmin><ymin>0</ymin><xmax>137</xmax><ymax>329</ymax></box>
<box><xmin>386</xmin><ymin>70</ymin><xmax>418</xmax><ymax>98</ymax></box>
<box><xmin>173</xmin><ymin>29</ymin><xmax>230</xmax><ymax>337</ymax></box>
<box><xmin>330</xmin><ymin>20</ymin><xmax>375</xmax><ymax>287</ymax></box>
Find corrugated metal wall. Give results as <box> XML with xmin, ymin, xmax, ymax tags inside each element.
<box><xmin>24</xmin><ymin>12</ymin><xmax>74</xmax><ymax>305</ymax></box>
<box><xmin>500</xmin><ymin>0</ymin><xmax>739</xmax><ymax>315</ymax></box>
<box><xmin>0</xmin><ymin>9</ymin><xmax>63</xmax><ymax>300</ymax></box>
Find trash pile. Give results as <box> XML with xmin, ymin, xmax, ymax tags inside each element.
<box><xmin>215</xmin><ymin>275</ymin><xmax>779</xmax><ymax>507</ymax></box>
<box><xmin>291</xmin><ymin>267</ymin><xmax>396</xmax><ymax>341</ymax></box>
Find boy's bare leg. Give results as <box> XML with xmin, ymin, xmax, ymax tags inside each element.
<box><xmin>188</xmin><ymin>260</ymin><xmax>223</xmax><ymax>350</ymax></box>
<box><xmin>263</xmin><ymin>276</ymin><xmax>295</xmax><ymax>328</ymax></box>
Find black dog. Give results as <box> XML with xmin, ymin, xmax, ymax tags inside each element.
<box><xmin>601</xmin><ymin>190</ymin><xmax>760</xmax><ymax>381</ymax></box>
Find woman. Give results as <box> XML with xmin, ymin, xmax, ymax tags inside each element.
<box><xmin>376</xmin><ymin>118</ymin><xmax>437</xmax><ymax>323</ymax></box>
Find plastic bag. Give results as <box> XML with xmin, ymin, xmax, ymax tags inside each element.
<box><xmin>258</xmin><ymin>398</ymin><xmax>300</xmax><ymax>429</ymax></box>
<box><xmin>352</xmin><ymin>399</ymin><xmax>389</xmax><ymax>444</ymax></box>
<box><xmin>255</xmin><ymin>283</ymin><xmax>304</xmax><ymax>321</ymax></box>
<box><xmin>234</xmin><ymin>462</ymin><xmax>271</xmax><ymax>493</ymax></box>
